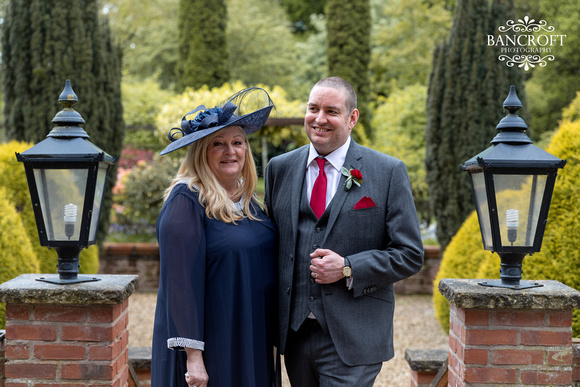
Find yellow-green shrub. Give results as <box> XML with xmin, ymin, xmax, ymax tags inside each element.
<box><xmin>0</xmin><ymin>187</ymin><xmax>39</xmax><ymax>328</ymax></box>
<box><xmin>433</xmin><ymin>94</ymin><xmax>580</xmax><ymax>336</ymax></box>
<box><xmin>0</xmin><ymin>141</ymin><xmax>99</xmax><ymax>274</ymax></box>
<box><xmin>432</xmin><ymin>212</ymin><xmax>495</xmax><ymax>332</ymax></box>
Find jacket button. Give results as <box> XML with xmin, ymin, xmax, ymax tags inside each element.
<box><xmin>286</xmin><ymin>287</ymin><xmax>290</xmax><ymax>294</ymax></box>
<box><xmin>289</xmin><ymin>254</ymin><xmax>293</xmax><ymax>261</ymax></box>
<box><xmin>309</xmin><ymin>296</ymin><xmax>315</xmax><ymax>302</ymax></box>
<box><xmin>310</xmin><ymin>278</ymin><xmax>316</xmax><ymax>284</ymax></box>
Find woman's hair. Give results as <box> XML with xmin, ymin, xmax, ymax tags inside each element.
<box><xmin>163</xmin><ymin>127</ymin><xmax>261</xmax><ymax>223</ymax></box>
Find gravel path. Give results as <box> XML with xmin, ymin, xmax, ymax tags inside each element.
<box><xmin>128</xmin><ymin>293</ymin><xmax>448</xmax><ymax>386</ymax></box>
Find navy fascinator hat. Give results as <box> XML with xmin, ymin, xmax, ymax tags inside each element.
<box><xmin>160</xmin><ymin>87</ymin><xmax>274</xmax><ymax>155</ymax></box>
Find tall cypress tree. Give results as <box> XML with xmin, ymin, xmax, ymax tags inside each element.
<box><xmin>425</xmin><ymin>0</ymin><xmax>525</xmax><ymax>253</ymax></box>
<box><xmin>326</xmin><ymin>0</ymin><xmax>372</xmax><ymax>138</ymax></box>
<box><xmin>177</xmin><ymin>0</ymin><xmax>229</xmax><ymax>91</ymax></box>
<box><xmin>2</xmin><ymin>0</ymin><xmax>124</xmax><ymax>248</ymax></box>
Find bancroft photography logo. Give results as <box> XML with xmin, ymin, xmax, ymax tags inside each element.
<box><xmin>487</xmin><ymin>16</ymin><xmax>567</xmax><ymax>71</ymax></box>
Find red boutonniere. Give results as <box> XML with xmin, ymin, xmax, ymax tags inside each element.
<box><xmin>341</xmin><ymin>167</ymin><xmax>363</xmax><ymax>191</ymax></box>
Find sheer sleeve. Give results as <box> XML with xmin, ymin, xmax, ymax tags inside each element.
<box><xmin>156</xmin><ymin>186</ymin><xmax>207</xmax><ymax>351</ymax></box>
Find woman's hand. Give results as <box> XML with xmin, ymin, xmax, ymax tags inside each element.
<box><xmin>184</xmin><ymin>348</ymin><xmax>209</xmax><ymax>387</ymax></box>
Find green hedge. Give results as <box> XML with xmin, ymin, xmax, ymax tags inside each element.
<box><xmin>434</xmin><ymin>96</ymin><xmax>580</xmax><ymax>337</ymax></box>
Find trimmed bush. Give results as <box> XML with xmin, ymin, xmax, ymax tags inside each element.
<box><xmin>0</xmin><ymin>141</ymin><xmax>99</xmax><ymax>275</ymax></box>
<box><xmin>433</xmin><ymin>95</ymin><xmax>580</xmax><ymax>337</ymax></box>
<box><xmin>0</xmin><ymin>187</ymin><xmax>39</xmax><ymax>328</ymax></box>
<box><xmin>432</xmin><ymin>212</ymin><xmax>495</xmax><ymax>332</ymax></box>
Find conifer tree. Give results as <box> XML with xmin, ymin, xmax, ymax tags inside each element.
<box><xmin>281</xmin><ymin>0</ymin><xmax>326</xmax><ymax>32</ymax></box>
<box><xmin>2</xmin><ymin>0</ymin><xmax>124</xmax><ymax>248</ymax></box>
<box><xmin>425</xmin><ymin>0</ymin><xmax>525</xmax><ymax>253</ymax></box>
<box><xmin>177</xmin><ymin>0</ymin><xmax>229</xmax><ymax>91</ymax></box>
<box><xmin>326</xmin><ymin>0</ymin><xmax>372</xmax><ymax>138</ymax></box>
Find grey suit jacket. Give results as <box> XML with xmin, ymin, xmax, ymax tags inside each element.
<box><xmin>264</xmin><ymin>140</ymin><xmax>424</xmax><ymax>366</ymax></box>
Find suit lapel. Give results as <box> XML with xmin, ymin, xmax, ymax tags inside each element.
<box><xmin>325</xmin><ymin>140</ymin><xmax>363</xmax><ymax>239</ymax></box>
<box><xmin>289</xmin><ymin>147</ymin><xmax>310</xmax><ymax>241</ymax></box>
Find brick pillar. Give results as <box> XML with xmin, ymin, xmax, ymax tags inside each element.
<box><xmin>440</xmin><ymin>279</ymin><xmax>580</xmax><ymax>386</ymax></box>
<box><xmin>1</xmin><ymin>329</ymin><xmax>5</xmax><ymax>387</ymax></box>
<box><xmin>405</xmin><ymin>349</ymin><xmax>447</xmax><ymax>387</ymax></box>
<box><xmin>573</xmin><ymin>340</ymin><xmax>580</xmax><ymax>384</ymax></box>
<box><xmin>0</xmin><ymin>274</ymin><xmax>138</xmax><ymax>387</ymax></box>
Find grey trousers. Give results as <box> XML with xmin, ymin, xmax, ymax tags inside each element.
<box><xmin>284</xmin><ymin>319</ymin><xmax>382</xmax><ymax>387</ymax></box>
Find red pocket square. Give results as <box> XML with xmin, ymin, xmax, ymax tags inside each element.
<box><xmin>354</xmin><ymin>196</ymin><xmax>376</xmax><ymax>210</ymax></box>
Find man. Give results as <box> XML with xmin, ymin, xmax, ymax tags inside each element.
<box><xmin>264</xmin><ymin>77</ymin><xmax>424</xmax><ymax>386</ymax></box>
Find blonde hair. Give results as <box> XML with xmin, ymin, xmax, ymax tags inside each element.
<box><xmin>163</xmin><ymin>127</ymin><xmax>262</xmax><ymax>223</ymax></box>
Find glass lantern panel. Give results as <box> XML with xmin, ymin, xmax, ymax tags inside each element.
<box><xmin>471</xmin><ymin>171</ymin><xmax>493</xmax><ymax>250</ymax></box>
<box><xmin>493</xmin><ymin>174</ymin><xmax>547</xmax><ymax>248</ymax></box>
<box><xmin>89</xmin><ymin>163</ymin><xmax>109</xmax><ymax>242</ymax></box>
<box><xmin>33</xmin><ymin>168</ymin><xmax>88</xmax><ymax>241</ymax></box>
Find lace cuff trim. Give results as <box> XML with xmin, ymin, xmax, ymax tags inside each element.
<box><xmin>167</xmin><ymin>337</ymin><xmax>205</xmax><ymax>351</ymax></box>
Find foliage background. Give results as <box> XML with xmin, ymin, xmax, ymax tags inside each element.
<box><xmin>425</xmin><ymin>0</ymin><xmax>527</xmax><ymax>254</ymax></box>
<box><xmin>177</xmin><ymin>0</ymin><xmax>228</xmax><ymax>91</ymax></box>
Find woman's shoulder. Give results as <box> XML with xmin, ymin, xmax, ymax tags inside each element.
<box><xmin>164</xmin><ymin>183</ymin><xmax>203</xmax><ymax>210</ymax></box>
<box><xmin>170</xmin><ymin>182</ymin><xmax>199</xmax><ymax>196</ymax></box>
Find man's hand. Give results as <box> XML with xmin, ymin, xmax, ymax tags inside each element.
<box><xmin>309</xmin><ymin>248</ymin><xmax>346</xmax><ymax>284</ymax></box>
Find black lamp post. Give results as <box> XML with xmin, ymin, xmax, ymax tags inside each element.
<box><xmin>462</xmin><ymin>86</ymin><xmax>566</xmax><ymax>289</ymax></box>
<box><xmin>16</xmin><ymin>80</ymin><xmax>116</xmax><ymax>285</ymax></box>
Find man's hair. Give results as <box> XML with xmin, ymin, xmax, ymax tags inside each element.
<box><xmin>313</xmin><ymin>77</ymin><xmax>357</xmax><ymax>113</ymax></box>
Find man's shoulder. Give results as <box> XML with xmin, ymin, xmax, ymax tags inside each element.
<box><xmin>353</xmin><ymin>142</ymin><xmax>403</xmax><ymax>166</ymax></box>
<box><xmin>269</xmin><ymin>144</ymin><xmax>308</xmax><ymax>165</ymax></box>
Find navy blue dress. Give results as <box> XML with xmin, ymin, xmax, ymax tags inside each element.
<box><xmin>151</xmin><ymin>184</ymin><xmax>278</xmax><ymax>386</ymax></box>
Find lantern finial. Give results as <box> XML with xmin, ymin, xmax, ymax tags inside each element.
<box><xmin>502</xmin><ymin>85</ymin><xmax>522</xmax><ymax>114</ymax></box>
<box><xmin>58</xmin><ymin>79</ymin><xmax>78</xmax><ymax>107</ymax></box>
<box><xmin>493</xmin><ymin>85</ymin><xmax>529</xmax><ymax>143</ymax></box>
<box><xmin>49</xmin><ymin>79</ymin><xmax>88</xmax><ymax>138</ymax></box>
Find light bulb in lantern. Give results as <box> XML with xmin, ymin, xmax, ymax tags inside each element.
<box><xmin>64</xmin><ymin>203</ymin><xmax>78</xmax><ymax>239</ymax></box>
<box><xmin>506</xmin><ymin>208</ymin><xmax>519</xmax><ymax>244</ymax></box>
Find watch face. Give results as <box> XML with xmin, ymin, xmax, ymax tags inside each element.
<box><xmin>343</xmin><ymin>266</ymin><xmax>352</xmax><ymax>277</ymax></box>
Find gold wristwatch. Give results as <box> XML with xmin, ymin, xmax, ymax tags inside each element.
<box><xmin>342</xmin><ymin>257</ymin><xmax>352</xmax><ymax>278</ymax></box>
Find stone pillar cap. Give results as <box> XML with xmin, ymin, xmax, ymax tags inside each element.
<box><xmin>0</xmin><ymin>274</ymin><xmax>139</xmax><ymax>305</ymax></box>
<box><xmin>439</xmin><ymin>278</ymin><xmax>580</xmax><ymax>310</ymax></box>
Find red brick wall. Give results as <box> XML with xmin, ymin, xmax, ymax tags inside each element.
<box><xmin>100</xmin><ymin>243</ymin><xmax>160</xmax><ymax>292</ymax></box>
<box><xmin>101</xmin><ymin>243</ymin><xmax>443</xmax><ymax>294</ymax></box>
<box><xmin>1</xmin><ymin>330</ymin><xmax>5</xmax><ymax>387</ymax></box>
<box><xmin>132</xmin><ymin>369</ymin><xmax>151</xmax><ymax>387</ymax></box>
<box><xmin>410</xmin><ymin>369</ymin><xmax>439</xmax><ymax>387</ymax></box>
<box><xmin>3</xmin><ymin>300</ymin><xmax>129</xmax><ymax>386</ymax></box>
<box><xmin>448</xmin><ymin>304</ymin><xmax>574</xmax><ymax>386</ymax></box>
<box><xmin>394</xmin><ymin>245</ymin><xmax>441</xmax><ymax>294</ymax></box>
<box><xmin>573</xmin><ymin>340</ymin><xmax>580</xmax><ymax>383</ymax></box>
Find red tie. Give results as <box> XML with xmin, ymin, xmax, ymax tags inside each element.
<box><xmin>310</xmin><ymin>157</ymin><xmax>327</xmax><ymax>218</ymax></box>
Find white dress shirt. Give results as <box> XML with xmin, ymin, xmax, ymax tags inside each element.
<box><xmin>305</xmin><ymin>137</ymin><xmax>353</xmax><ymax>291</ymax></box>
<box><xmin>306</xmin><ymin>136</ymin><xmax>351</xmax><ymax>206</ymax></box>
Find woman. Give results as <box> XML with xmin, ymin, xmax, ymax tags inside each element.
<box><xmin>151</xmin><ymin>88</ymin><xmax>278</xmax><ymax>387</ymax></box>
